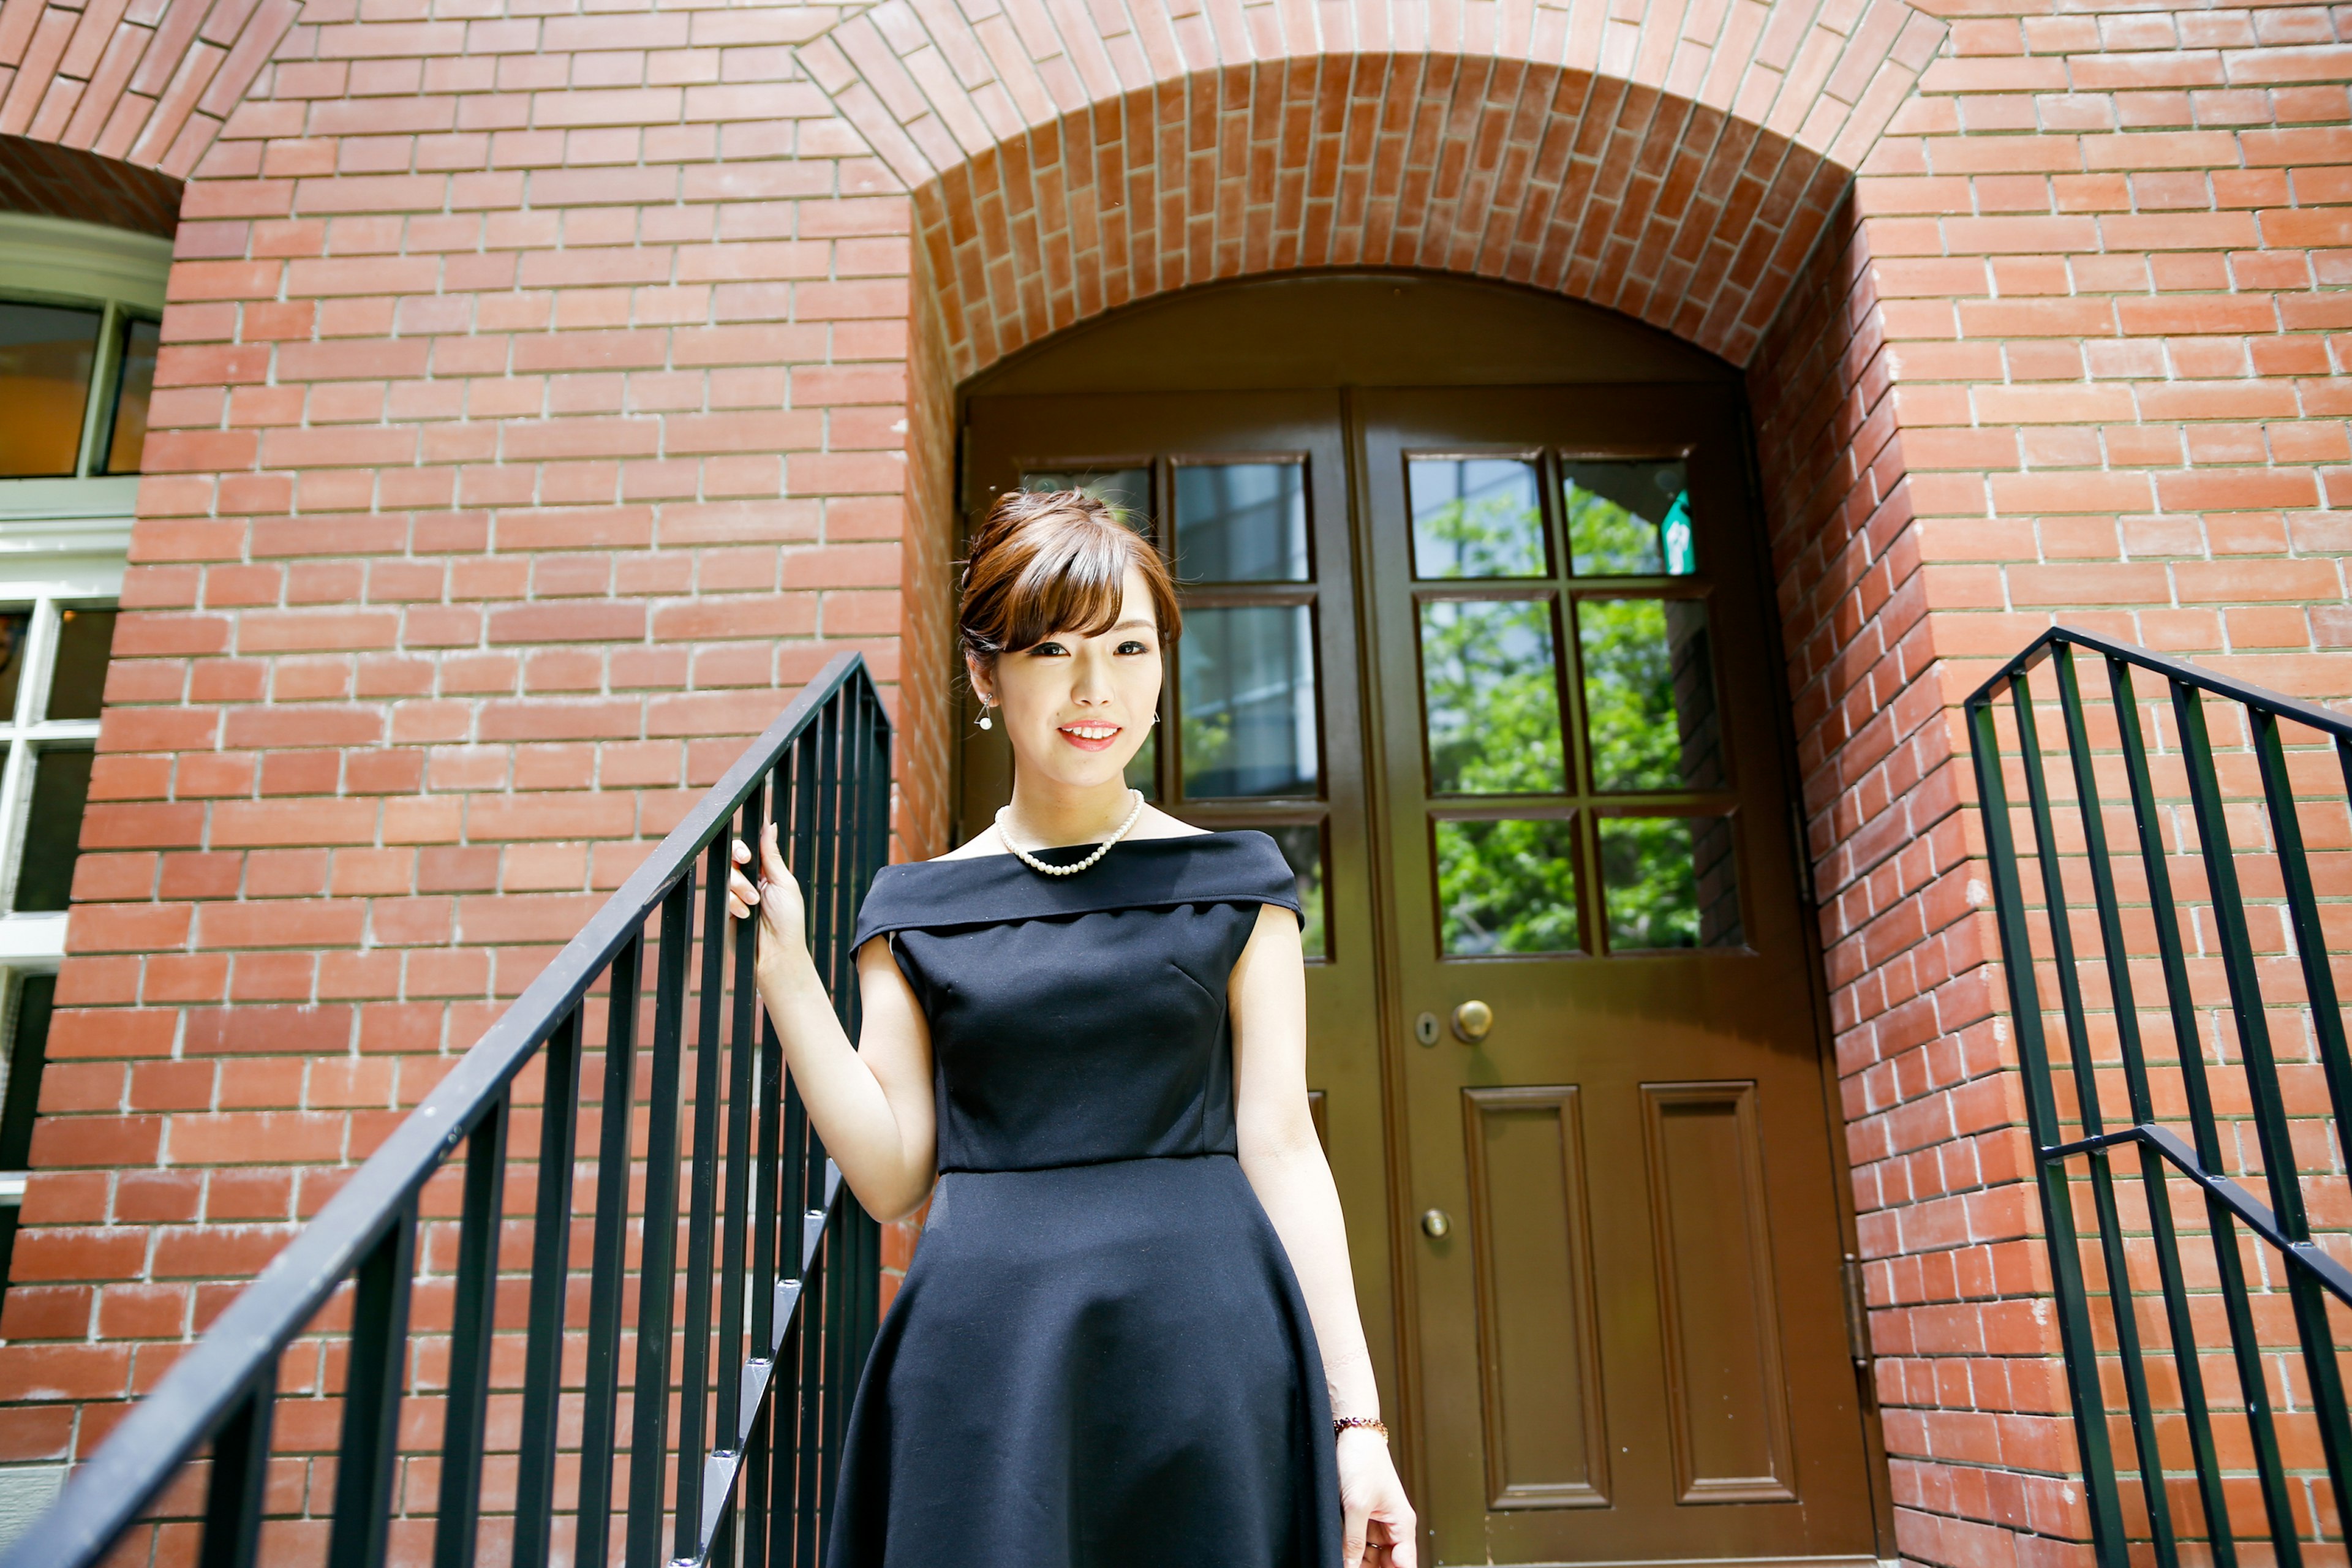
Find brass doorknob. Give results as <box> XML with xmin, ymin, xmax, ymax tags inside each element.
<box><xmin>1452</xmin><ymin>1000</ymin><xmax>1493</xmax><ymax>1044</ymax></box>
<box><xmin>1421</xmin><ymin>1208</ymin><xmax>1452</xmax><ymax>1239</ymax></box>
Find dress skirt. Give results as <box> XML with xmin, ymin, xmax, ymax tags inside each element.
<box><xmin>824</xmin><ymin>1153</ymin><xmax>1343</xmax><ymax>1568</ymax></box>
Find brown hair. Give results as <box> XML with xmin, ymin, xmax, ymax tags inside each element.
<box><xmin>959</xmin><ymin>489</ymin><xmax>1182</xmax><ymax>666</ymax></box>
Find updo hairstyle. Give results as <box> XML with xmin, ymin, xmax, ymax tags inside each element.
<box><xmin>959</xmin><ymin>489</ymin><xmax>1182</xmax><ymax>671</ymax></box>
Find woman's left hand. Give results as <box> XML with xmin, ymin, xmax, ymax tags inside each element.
<box><xmin>1338</xmin><ymin>1428</ymin><xmax>1417</xmax><ymax>1567</ymax></box>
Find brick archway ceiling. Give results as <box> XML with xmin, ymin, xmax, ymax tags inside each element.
<box><xmin>0</xmin><ymin>0</ymin><xmax>296</xmax><ymax>186</ymax></box>
<box><xmin>801</xmin><ymin>1</ymin><xmax>1947</xmax><ymax>375</ymax></box>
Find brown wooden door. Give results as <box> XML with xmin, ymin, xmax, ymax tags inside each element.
<box><xmin>1357</xmin><ymin>385</ymin><xmax>1874</xmax><ymax>1566</ymax></box>
<box><xmin>961</xmin><ymin>391</ymin><xmax>1404</xmax><ymax>1431</ymax></box>
<box><xmin>961</xmin><ymin>375</ymin><xmax>1877</xmax><ymax>1568</ymax></box>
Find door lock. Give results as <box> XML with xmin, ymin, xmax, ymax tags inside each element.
<box><xmin>1413</xmin><ymin>1012</ymin><xmax>1441</xmax><ymax>1047</ymax></box>
<box><xmin>1451</xmin><ymin>999</ymin><xmax>1493</xmax><ymax>1044</ymax></box>
<box><xmin>1420</xmin><ymin>1208</ymin><xmax>1452</xmax><ymax>1239</ymax></box>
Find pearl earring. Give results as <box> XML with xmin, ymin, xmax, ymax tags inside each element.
<box><xmin>976</xmin><ymin>699</ymin><xmax>993</xmax><ymax>731</ymax></box>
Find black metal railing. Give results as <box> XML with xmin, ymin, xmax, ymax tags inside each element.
<box><xmin>1967</xmin><ymin>626</ymin><xmax>2352</xmax><ymax>1568</ymax></box>
<box><xmin>3</xmin><ymin>650</ymin><xmax>891</xmax><ymax>1568</ymax></box>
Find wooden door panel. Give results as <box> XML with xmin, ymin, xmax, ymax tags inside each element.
<box><xmin>1359</xmin><ymin>385</ymin><xmax>1875</xmax><ymax>1566</ymax></box>
<box><xmin>1463</xmin><ymin>1086</ymin><xmax>1608</xmax><ymax>1510</ymax></box>
<box><xmin>1642</xmin><ymin>1082</ymin><xmax>1796</xmax><ymax>1505</ymax></box>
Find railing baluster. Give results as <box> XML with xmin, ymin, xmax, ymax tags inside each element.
<box><xmin>2107</xmin><ymin>658</ymin><xmax>2296</xmax><ymax>1561</ymax></box>
<box><xmin>2172</xmin><ymin>678</ymin><xmax>2342</xmax><ymax>1568</ymax></box>
<box><xmin>720</xmin><ymin>786</ymin><xmax>766</xmax><ymax>1450</ymax></box>
<box><xmin>511</xmin><ymin>1005</ymin><xmax>583</xmax><ymax>1568</ymax></box>
<box><xmin>2247</xmin><ymin>709</ymin><xmax>2352</xmax><ymax>1530</ymax></box>
<box><xmin>1966</xmin><ymin>685</ymin><xmax>2127</xmax><ymax>1567</ymax></box>
<box><xmin>628</xmin><ymin>875</ymin><xmax>697</xmax><ymax>1568</ymax></box>
<box><xmin>576</xmin><ymin>936</ymin><xmax>644</xmax><ymax>1568</ymax></box>
<box><xmin>2055</xmin><ymin>652</ymin><xmax>2233</xmax><ymax>1561</ymax></box>
<box><xmin>2017</xmin><ymin>658</ymin><xmax>2179</xmax><ymax>1567</ymax></box>
<box><xmin>434</xmin><ymin>1095</ymin><xmax>511</xmax><ymax>1568</ymax></box>
<box><xmin>197</xmin><ymin>1369</ymin><xmax>274</xmax><ymax>1568</ymax></box>
<box><xmin>326</xmin><ymin>1205</ymin><xmax>417</xmax><ymax>1568</ymax></box>
<box><xmin>676</xmin><ymin>837</ymin><xmax>733</xmax><ymax>1558</ymax></box>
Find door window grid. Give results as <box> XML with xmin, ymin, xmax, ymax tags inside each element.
<box><xmin>1406</xmin><ymin>450</ymin><xmax>1743</xmax><ymax>957</ymax></box>
<box><xmin>1017</xmin><ymin>461</ymin><xmax>1332</xmax><ymax>958</ymax></box>
<box><xmin>0</xmin><ymin>600</ymin><xmax>107</xmax><ymax>917</ymax></box>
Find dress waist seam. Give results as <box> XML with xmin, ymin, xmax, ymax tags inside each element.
<box><xmin>939</xmin><ymin>1149</ymin><xmax>1235</xmax><ymax>1176</ymax></box>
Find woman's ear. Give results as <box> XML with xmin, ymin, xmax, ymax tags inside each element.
<box><xmin>964</xmin><ymin>650</ymin><xmax>994</xmax><ymax>705</ymax></box>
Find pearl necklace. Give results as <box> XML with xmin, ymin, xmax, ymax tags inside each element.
<box><xmin>995</xmin><ymin>790</ymin><xmax>1145</xmax><ymax>877</ymax></box>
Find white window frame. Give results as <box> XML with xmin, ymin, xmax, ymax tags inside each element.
<box><xmin>0</xmin><ymin>215</ymin><xmax>154</xmax><ymax>1227</ymax></box>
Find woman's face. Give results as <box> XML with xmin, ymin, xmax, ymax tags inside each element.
<box><xmin>974</xmin><ymin>562</ymin><xmax>1163</xmax><ymax>796</ymax></box>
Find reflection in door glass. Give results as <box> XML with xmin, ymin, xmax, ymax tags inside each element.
<box><xmin>1020</xmin><ymin>469</ymin><xmax>1153</xmax><ymax>534</ymax></box>
<box><xmin>1408</xmin><ymin>458</ymin><xmax>1547</xmax><ymax>579</ymax></box>
<box><xmin>1576</xmin><ymin>599</ymin><xmax>1723</xmax><ymax>793</ymax></box>
<box><xmin>1260</xmin><ymin>823</ymin><xmax>1327</xmax><ymax>960</ymax></box>
<box><xmin>1434</xmin><ymin>818</ymin><xmax>1581</xmax><ymax>956</ymax></box>
<box><xmin>1420</xmin><ymin>600</ymin><xmax>1564</xmax><ymax>794</ymax></box>
<box><xmin>1564</xmin><ymin>460</ymin><xmax>1695</xmax><ymax>576</ymax></box>
<box><xmin>0</xmin><ymin>612</ymin><xmax>28</xmax><ymax>722</ymax></box>
<box><xmin>1174</xmin><ymin>462</ymin><xmax>1308</xmax><ymax>582</ymax></box>
<box><xmin>1180</xmin><ymin>606</ymin><xmax>1319</xmax><ymax>797</ymax></box>
<box><xmin>1598</xmin><ymin>815</ymin><xmax>1741</xmax><ymax>950</ymax></box>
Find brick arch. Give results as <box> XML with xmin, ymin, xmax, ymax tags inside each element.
<box><xmin>0</xmin><ymin>0</ymin><xmax>298</xmax><ymax>190</ymax></box>
<box><xmin>799</xmin><ymin>1</ymin><xmax>1948</xmax><ymax>372</ymax></box>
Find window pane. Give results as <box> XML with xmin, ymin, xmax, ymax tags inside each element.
<box><xmin>1409</xmin><ymin>458</ymin><xmax>1546</xmax><ymax>579</ymax></box>
<box><xmin>1565</xmin><ymin>459</ymin><xmax>1695</xmax><ymax>576</ymax></box>
<box><xmin>1436</xmin><ymin>817</ymin><xmax>1582</xmax><ymax>956</ymax></box>
<box><xmin>1576</xmin><ymin>598</ymin><xmax>1724</xmax><ymax>793</ymax></box>
<box><xmin>1261</xmin><ymin>823</ymin><xmax>1327</xmax><ymax>960</ymax></box>
<box><xmin>1020</xmin><ymin>468</ymin><xmax>1152</xmax><ymax>534</ymax></box>
<box><xmin>1420</xmin><ymin>598</ymin><xmax>1565</xmax><ymax>794</ymax></box>
<box><xmin>0</xmin><ymin>302</ymin><xmax>101</xmax><ymax>478</ymax></box>
<box><xmin>0</xmin><ymin>612</ymin><xmax>30</xmax><ymax>723</ymax></box>
<box><xmin>15</xmin><ymin>748</ymin><xmax>94</xmax><ymax>913</ymax></box>
<box><xmin>1180</xmin><ymin>605</ymin><xmax>1318</xmax><ymax>797</ymax></box>
<box><xmin>47</xmin><ymin>608</ymin><xmax>116</xmax><ymax>721</ymax></box>
<box><xmin>1174</xmin><ymin>462</ymin><xmax>1308</xmax><ymax>582</ymax></box>
<box><xmin>101</xmin><ymin>317</ymin><xmax>160</xmax><ymax>475</ymax></box>
<box><xmin>1598</xmin><ymin>815</ymin><xmax>1742</xmax><ymax>951</ymax></box>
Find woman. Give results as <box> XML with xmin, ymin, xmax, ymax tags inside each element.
<box><xmin>726</xmin><ymin>489</ymin><xmax>1417</xmax><ymax>1568</ymax></box>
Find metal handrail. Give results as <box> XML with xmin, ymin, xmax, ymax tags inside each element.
<box><xmin>1967</xmin><ymin>626</ymin><xmax>2352</xmax><ymax>1568</ymax></box>
<box><xmin>4</xmin><ymin>650</ymin><xmax>891</xmax><ymax>1568</ymax></box>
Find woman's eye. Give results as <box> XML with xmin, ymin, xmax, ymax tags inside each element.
<box><xmin>1030</xmin><ymin>641</ymin><xmax>1068</xmax><ymax>657</ymax></box>
<box><xmin>1117</xmin><ymin>639</ymin><xmax>1149</xmax><ymax>655</ymax></box>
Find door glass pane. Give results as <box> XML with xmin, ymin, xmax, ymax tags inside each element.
<box><xmin>1261</xmin><ymin>823</ymin><xmax>1327</xmax><ymax>960</ymax></box>
<box><xmin>0</xmin><ymin>302</ymin><xmax>101</xmax><ymax>478</ymax></box>
<box><xmin>102</xmin><ymin>317</ymin><xmax>160</xmax><ymax>475</ymax></box>
<box><xmin>1420</xmin><ymin>599</ymin><xmax>1565</xmax><ymax>794</ymax></box>
<box><xmin>47</xmin><ymin>608</ymin><xmax>117</xmax><ymax>720</ymax></box>
<box><xmin>15</xmin><ymin>748</ymin><xmax>93</xmax><ymax>913</ymax></box>
<box><xmin>1179</xmin><ymin>605</ymin><xmax>1318</xmax><ymax>797</ymax></box>
<box><xmin>1436</xmin><ymin>817</ymin><xmax>1582</xmax><ymax>956</ymax></box>
<box><xmin>1565</xmin><ymin>459</ymin><xmax>1695</xmax><ymax>576</ymax></box>
<box><xmin>1598</xmin><ymin>815</ymin><xmax>1742</xmax><ymax>951</ymax></box>
<box><xmin>1174</xmin><ymin>462</ymin><xmax>1308</xmax><ymax>582</ymax></box>
<box><xmin>1020</xmin><ymin>468</ymin><xmax>1152</xmax><ymax>533</ymax></box>
<box><xmin>1409</xmin><ymin>458</ymin><xmax>1547</xmax><ymax>579</ymax></box>
<box><xmin>1576</xmin><ymin>598</ymin><xmax>1724</xmax><ymax>793</ymax></box>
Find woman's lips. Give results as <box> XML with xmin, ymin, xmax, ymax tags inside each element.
<box><xmin>1058</xmin><ymin>723</ymin><xmax>1121</xmax><ymax>753</ymax></box>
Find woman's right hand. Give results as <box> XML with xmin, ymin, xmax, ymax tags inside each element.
<box><xmin>727</xmin><ymin>822</ymin><xmax>810</xmax><ymax>978</ymax></box>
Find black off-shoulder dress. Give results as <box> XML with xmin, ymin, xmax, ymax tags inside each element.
<box><xmin>825</xmin><ymin>829</ymin><xmax>1343</xmax><ymax>1568</ymax></box>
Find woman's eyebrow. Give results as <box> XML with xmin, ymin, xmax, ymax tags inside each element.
<box><xmin>1107</xmin><ymin>617</ymin><xmax>1155</xmax><ymax>632</ymax></box>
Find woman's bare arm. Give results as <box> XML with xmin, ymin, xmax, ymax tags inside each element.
<box><xmin>729</xmin><ymin>824</ymin><xmax>938</xmax><ymax>1221</ymax></box>
<box><xmin>1231</xmin><ymin>902</ymin><xmax>1417</xmax><ymax>1568</ymax></box>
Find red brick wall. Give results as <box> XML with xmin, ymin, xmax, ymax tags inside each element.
<box><xmin>0</xmin><ymin>2</ymin><xmax>2346</xmax><ymax>1566</ymax></box>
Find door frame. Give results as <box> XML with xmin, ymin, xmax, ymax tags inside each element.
<box><xmin>951</xmin><ymin>270</ymin><xmax>1897</xmax><ymax>1562</ymax></box>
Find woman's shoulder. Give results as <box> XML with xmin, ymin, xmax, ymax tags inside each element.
<box><xmin>853</xmin><ymin>827</ymin><xmax>1298</xmax><ymax>946</ymax></box>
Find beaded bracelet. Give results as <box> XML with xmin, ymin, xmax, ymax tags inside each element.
<box><xmin>1333</xmin><ymin>1416</ymin><xmax>1388</xmax><ymax>1440</ymax></box>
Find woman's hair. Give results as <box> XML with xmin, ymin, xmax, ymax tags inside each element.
<box><xmin>959</xmin><ymin>489</ymin><xmax>1182</xmax><ymax>666</ymax></box>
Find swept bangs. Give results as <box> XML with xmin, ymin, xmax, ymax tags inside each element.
<box><xmin>960</xmin><ymin>489</ymin><xmax>1182</xmax><ymax>662</ymax></box>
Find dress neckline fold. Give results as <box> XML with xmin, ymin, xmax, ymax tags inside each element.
<box><xmin>851</xmin><ymin>829</ymin><xmax>1301</xmax><ymax>948</ymax></box>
